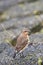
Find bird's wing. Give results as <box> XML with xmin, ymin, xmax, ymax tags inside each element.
<box><xmin>19</xmin><ymin>37</ymin><xmax>29</xmax><ymax>53</ymax></box>
<box><xmin>21</xmin><ymin>37</ymin><xmax>28</xmax><ymax>45</ymax></box>
<box><xmin>15</xmin><ymin>35</ymin><xmax>27</xmax><ymax>46</ymax></box>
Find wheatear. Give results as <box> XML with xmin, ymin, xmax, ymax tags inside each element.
<box><xmin>13</xmin><ymin>28</ymin><xmax>30</xmax><ymax>58</ymax></box>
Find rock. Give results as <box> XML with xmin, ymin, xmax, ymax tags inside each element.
<box><xmin>0</xmin><ymin>42</ymin><xmax>10</xmax><ymax>53</ymax></box>
<box><xmin>30</xmin><ymin>33</ymin><xmax>43</xmax><ymax>44</ymax></box>
<box><xmin>14</xmin><ymin>34</ymin><xmax>43</xmax><ymax>65</ymax></box>
<box><xmin>0</xmin><ymin>19</ymin><xmax>43</xmax><ymax>43</ymax></box>
<box><xmin>0</xmin><ymin>42</ymin><xmax>16</xmax><ymax>65</ymax></box>
<box><xmin>0</xmin><ymin>42</ymin><xmax>16</xmax><ymax>57</ymax></box>
<box><xmin>0</xmin><ymin>34</ymin><xmax>43</xmax><ymax>65</ymax></box>
<box><xmin>0</xmin><ymin>0</ymin><xmax>43</xmax><ymax>65</ymax></box>
<box><xmin>0</xmin><ymin>0</ymin><xmax>38</xmax><ymax>12</ymax></box>
<box><xmin>0</xmin><ymin>14</ymin><xmax>43</xmax><ymax>31</ymax></box>
<box><xmin>0</xmin><ymin>0</ymin><xmax>43</xmax><ymax>44</ymax></box>
<box><xmin>0</xmin><ymin>54</ymin><xmax>14</xmax><ymax>65</ymax></box>
<box><xmin>3</xmin><ymin>1</ymin><xmax>43</xmax><ymax>18</ymax></box>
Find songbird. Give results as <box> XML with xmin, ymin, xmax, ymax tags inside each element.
<box><xmin>13</xmin><ymin>28</ymin><xmax>30</xmax><ymax>58</ymax></box>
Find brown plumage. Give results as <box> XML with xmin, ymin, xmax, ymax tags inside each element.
<box><xmin>15</xmin><ymin>28</ymin><xmax>30</xmax><ymax>53</ymax></box>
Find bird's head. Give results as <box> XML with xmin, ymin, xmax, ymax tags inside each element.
<box><xmin>22</xmin><ymin>28</ymin><xmax>30</xmax><ymax>35</ymax></box>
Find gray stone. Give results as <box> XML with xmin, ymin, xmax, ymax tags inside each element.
<box><xmin>0</xmin><ymin>34</ymin><xmax>43</xmax><ymax>65</ymax></box>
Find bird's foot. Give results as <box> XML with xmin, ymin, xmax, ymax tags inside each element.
<box><xmin>13</xmin><ymin>52</ymin><xmax>16</xmax><ymax>58</ymax></box>
<box><xmin>20</xmin><ymin>52</ymin><xmax>25</xmax><ymax>58</ymax></box>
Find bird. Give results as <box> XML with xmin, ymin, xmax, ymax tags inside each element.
<box><xmin>13</xmin><ymin>28</ymin><xmax>30</xmax><ymax>58</ymax></box>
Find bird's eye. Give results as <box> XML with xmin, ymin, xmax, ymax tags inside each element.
<box><xmin>24</xmin><ymin>31</ymin><xmax>28</xmax><ymax>32</ymax></box>
<box><xmin>24</xmin><ymin>31</ymin><xmax>27</xmax><ymax>32</ymax></box>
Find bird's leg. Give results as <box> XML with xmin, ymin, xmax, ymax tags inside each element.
<box><xmin>13</xmin><ymin>50</ymin><xmax>17</xmax><ymax>58</ymax></box>
<box><xmin>20</xmin><ymin>52</ymin><xmax>25</xmax><ymax>58</ymax></box>
<box><xmin>13</xmin><ymin>52</ymin><xmax>16</xmax><ymax>58</ymax></box>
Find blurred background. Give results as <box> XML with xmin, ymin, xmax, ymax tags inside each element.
<box><xmin>0</xmin><ymin>0</ymin><xmax>43</xmax><ymax>65</ymax></box>
<box><xmin>0</xmin><ymin>0</ymin><xmax>43</xmax><ymax>44</ymax></box>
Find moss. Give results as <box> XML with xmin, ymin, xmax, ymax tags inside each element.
<box><xmin>4</xmin><ymin>38</ymin><xmax>17</xmax><ymax>46</ymax></box>
<box><xmin>38</xmin><ymin>57</ymin><xmax>42</xmax><ymax>65</ymax></box>
<box><xmin>33</xmin><ymin>10</ymin><xmax>43</xmax><ymax>15</ymax></box>
<box><xmin>40</xmin><ymin>28</ymin><xmax>43</xmax><ymax>33</ymax></box>
<box><xmin>10</xmin><ymin>38</ymin><xmax>17</xmax><ymax>46</ymax></box>
<box><xmin>0</xmin><ymin>12</ymin><xmax>3</xmax><ymax>15</ymax></box>
<box><xmin>0</xmin><ymin>13</ymin><xmax>7</xmax><ymax>22</ymax></box>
